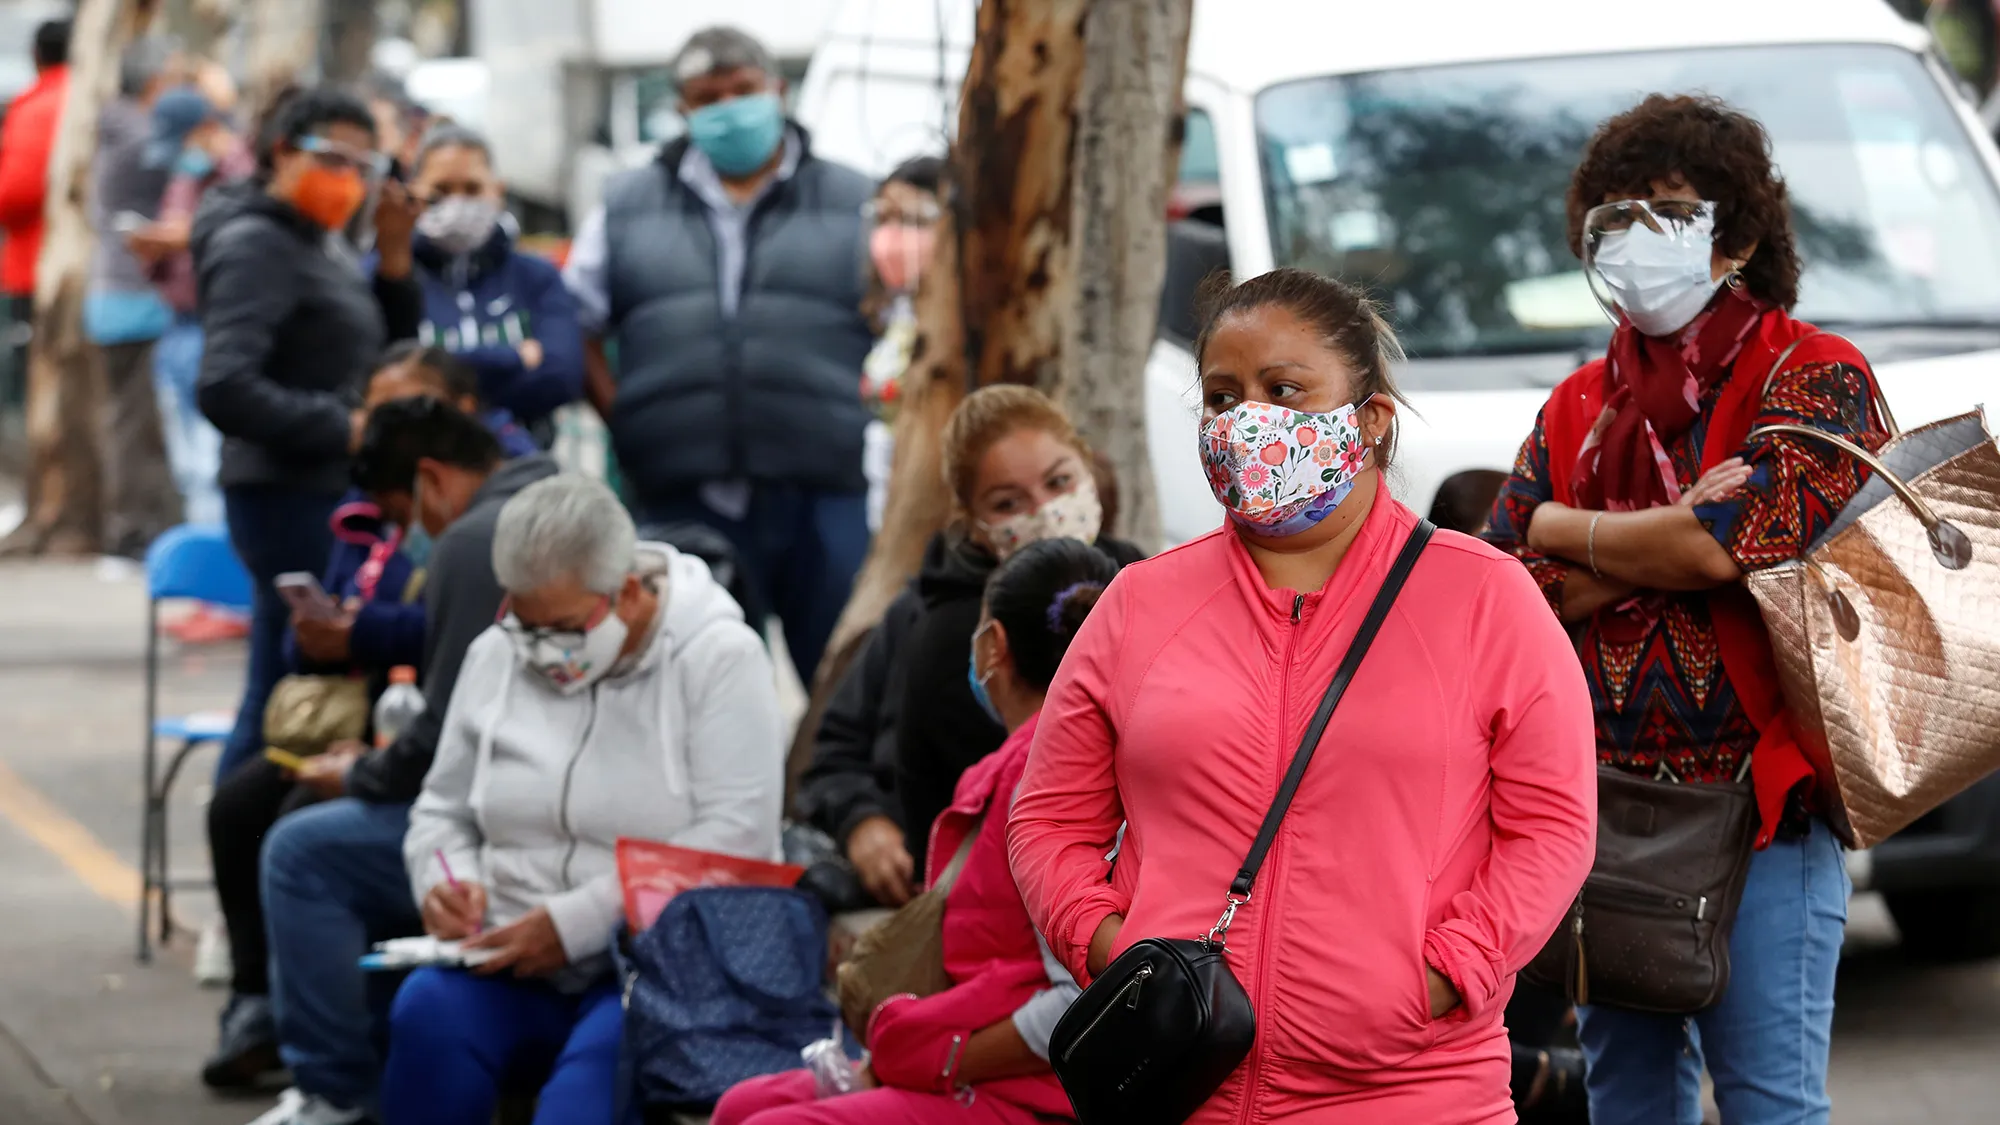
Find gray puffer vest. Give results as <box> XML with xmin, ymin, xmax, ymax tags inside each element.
<box><xmin>603</xmin><ymin>134</ymin><xmax>874</xmax><ymax>497</ymax></box>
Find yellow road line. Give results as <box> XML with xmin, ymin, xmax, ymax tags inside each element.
<box><xmin>0</xmin><ymin>757</ymin><xmax>139</xmax><ymax>907</ymax></box>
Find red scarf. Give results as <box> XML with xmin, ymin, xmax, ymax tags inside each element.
<box><xmin>1572</xmin><ymin>285</ymin><xmax>1767</xmax><ymax>512</ymax></box>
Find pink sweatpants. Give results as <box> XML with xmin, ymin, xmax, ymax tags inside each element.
<box><xmin>711</xmin><ymin>1069</ymin><xmax>1052</xmax><ymax>1125</ymax></box>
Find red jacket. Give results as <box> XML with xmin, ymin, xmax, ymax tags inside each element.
<box><xmin>1008</xmin><ymin>492</ymin><xmax>1597</xmax><ymax>1123</ymax></box>
<box><xmin>0</xmin><ymin>65</ymin><xmax>67</xmax><ymax>297</ymax></box>
<box><xmin>1535</xmin><ymin>308</ymin><xmax>1870</xmax><ymax>848</ymax></box>
<box><xmin>866</xmin><ymin>714</ymin><xmax>1074</xmax><ymax>1118</ymax></box>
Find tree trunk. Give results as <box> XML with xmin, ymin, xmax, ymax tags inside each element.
<box><xmin>784</xmin><ymin>0</ymin><xmax>1093</xmax><ymax>809</ymax></box>
<box><xmin>322</xmin><ymin>0</ymin><xmax>378</xmax><ymax>84</ymax></box>
<box><xmin>2</xmin><ymin>0</ymin><xmax>158</xmax><ymax>558</ymax></box>
<box><xmin>160</xmin><ymin>0</ymin><xmax>232</xmax><ymax>55</ymax></box>
<box><xmin>1056</xmin><ymin>0</ymin><xmax>1193</xmax><ymax>551</ymax></box>
<box><xmin>241</xmin><ymin>0</ymin><xmax>323</xmax><ymax>113</ymax></box>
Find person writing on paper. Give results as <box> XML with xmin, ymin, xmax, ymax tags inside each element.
<box><xmin>715</xmin><ymin>537</ymin><xmax>1125</xmax><ymax>1125</ymax></box>
<box><xmin>1006</xmin><ymin>268</ymin><xmax>1597</xmax><ymax>1122</ymax></box>
<box><xmin>384</xmin><ymin>474</ymin><xmax>785</xmax><ymax>1125</ymax></box>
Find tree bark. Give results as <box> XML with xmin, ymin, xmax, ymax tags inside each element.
<box><xmin>1056</xmin><ymin>0</ymin><xmax>1193</xmax><ymax>551</ymax></box>
<box><xmin>322</xmin><ymin>0</ymin><xmax>378</xmax><ymax>84</ymax></box>
<box><xmin>2</xmin><ymin>0</ymin><xmax>158</xmax><ymax>557</ymax></box>
<box><xmin>241</xmin><ymin>0</ymin><xmax>323</xmax><ymax>113</ymax></box>
<box><xmin>784</xmin><ymin>0</ymin><xmax>1093</xmax><ymax>809</ymax></box>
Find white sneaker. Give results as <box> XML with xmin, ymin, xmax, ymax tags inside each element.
<box><xmin>194</xmin><ymin>916</ymin><xmax>232</xmax><ymax>989</ymax></box>
<box><xmin>245</xmin><ymin>1089</ymin><xmax>369</xmax><ymax>1125</ymax></box>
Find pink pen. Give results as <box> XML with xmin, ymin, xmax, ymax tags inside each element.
<box><xmin>436</xmin><ymin>849</ymin><xmax>481</xmax><ymax>934</ymax></box>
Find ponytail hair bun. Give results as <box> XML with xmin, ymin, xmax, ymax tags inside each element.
<box><xmin>1047</xmin><ymin>581</ymin><xmax>1106</xmax><ymax>641</ymax></box>
<box><xmin>984</xmin><ymin>538</ymin><xmax>1124</xmax><ymax>692</ymax></box>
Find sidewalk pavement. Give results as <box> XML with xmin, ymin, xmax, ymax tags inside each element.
<box><xmin>0</xmin><ymin>556</ymin><xmax>271</xmax><ymax>1125</ymax></box>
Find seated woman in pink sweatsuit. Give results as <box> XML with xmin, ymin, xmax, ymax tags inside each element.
<box><xmin>1007</xmin><ymin>269</ymin><xmax>1599</xmax><ymax>1124</ymax></box>
<box><xmin>714</xmin><ymin>537</ymin><xmax>1127</xmax><ymax>1125</ymax></box>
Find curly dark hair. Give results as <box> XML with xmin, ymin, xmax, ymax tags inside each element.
<box><xmin>1566</xmin><ymin>94</ymin><xmax>1801</xmax><ymax>311</ymax></box>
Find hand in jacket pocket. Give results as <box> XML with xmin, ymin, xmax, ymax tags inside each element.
<box><xmin>1426</xmin><ymin>965</ymin><xmax>1462</xmax><ymax>1020</ymax></box>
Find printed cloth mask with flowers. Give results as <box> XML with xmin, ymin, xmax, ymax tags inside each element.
<box><xmin>500</xmin><ymin>595</ymin><xmax>629</xmax><ymax>696</ymax></box>
<box><xmin>1201</xmin><ymin>398</ymin><xmax>1373</xmax><ymax>537</ymax></box>
<box><xmin>978</xmin><ymin>473</ymin><xmax>1104</xmax><ymax>562</ymax></box>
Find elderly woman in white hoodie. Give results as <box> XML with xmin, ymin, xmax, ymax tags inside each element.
<box><xmin>380</xmin><ymin>473</ymin><xmax>784</xmax><ymax>1125</ymax></box>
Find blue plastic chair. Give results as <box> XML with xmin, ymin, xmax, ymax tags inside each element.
<box><xmin>139</xmin><ymin>523</ymin><xmax>253</xmax><ymax>963</ymax></box>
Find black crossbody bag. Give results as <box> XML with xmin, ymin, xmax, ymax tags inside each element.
<box><xmin>1048</xmin><ymin>519</ymin><xmax>1435</xmax><ymax>1125</ymax></box>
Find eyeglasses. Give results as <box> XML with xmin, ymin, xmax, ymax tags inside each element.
<box><xmin>296</xmin><ymin>134</ymin><xmax>390</xmax><ymax>178</ymax></box>
<box><xmin>1581</xmin><ymin>198</ymin><xmax>1717</xmax><ymax>239</ymax></box>
<box><xmin>496</xmin><ymin>594</ymin><xmax>613</xmax><ymax>648</ymax></box>
<box><xmin>862</xmin><ymin>198</ymin><xmax>943</xmax><ymax>227</ymax></box>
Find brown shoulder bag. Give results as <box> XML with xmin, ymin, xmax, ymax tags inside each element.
<box><xmin>834</xmin><ymin>818</ymin><xmax>980</xmax><ymax>1036</ymax></box>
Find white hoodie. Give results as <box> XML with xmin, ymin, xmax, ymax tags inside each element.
<box><xmin>404</xmin><ymin>543</ymin><xmax>785</xmax><ymax>964</ymax></box>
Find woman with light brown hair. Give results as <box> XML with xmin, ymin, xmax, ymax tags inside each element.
<box><xmin>795</xmin><ymin>385</ymin><xmax>1143</xmax><ymax>913</ymax></box>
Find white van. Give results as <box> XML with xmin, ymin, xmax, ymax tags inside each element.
<box><xmin>799</xmin><ymin>0</ymin><xmax>2000</xmax><ymax>547</ymax></box>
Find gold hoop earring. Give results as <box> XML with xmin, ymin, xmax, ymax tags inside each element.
<box><xmin>1724</xmin><ymin>269</ymin><xmax>1746</xmax><ymax>291</ymax></box>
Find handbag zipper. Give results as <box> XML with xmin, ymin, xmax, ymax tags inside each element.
<box><xmin>1061</xmin><ymin>964</ymin><xmax>1152</xmax><ymax>1063</ymax></box>
<box><xmin>1584</xmin><ymin>874</ymin><xmax>1707</xmax><ymax>919</ymax></box>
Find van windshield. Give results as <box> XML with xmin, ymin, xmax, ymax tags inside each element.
<box><xmin>1256</xmin><ymin>44</ymin><xmax>2000</xmax><ymax>365</ymax></box>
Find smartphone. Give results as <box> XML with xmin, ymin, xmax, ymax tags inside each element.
<box><xmin>111</xmin><ymin>211</ymin><xmax>148</xmax><ymax>234</ymax></box>
<box><xmin>275</xmin><ymin>572</ymin><xmax>340</xmax><ymax>621</ymax></box>
<box><xmin>263</xmin><ymin>748</ymin><xmax>306</xmax><ymax>771</ymax></box>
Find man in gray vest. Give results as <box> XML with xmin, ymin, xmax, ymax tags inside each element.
<box><xmin>564</xmin><ymin>25</ymin><xmax>873</xmax><ymax>684</ymax></box>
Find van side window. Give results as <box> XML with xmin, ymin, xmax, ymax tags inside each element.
<box><xmin>1173</xmin><ymin>108</ymin><xmax>1224</xmax><ymax>229</ymax></box>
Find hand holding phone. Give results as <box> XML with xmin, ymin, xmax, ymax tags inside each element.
<box><xmin>275</xmin><ymin>572</ymin><xmax>340</xmax><ymax>621</ymax></box>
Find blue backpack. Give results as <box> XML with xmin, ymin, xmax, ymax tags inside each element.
<box><xmin>619</xmin><ymin>886</ymin><xmax>836</xmax><ymax>1112</ymax></box>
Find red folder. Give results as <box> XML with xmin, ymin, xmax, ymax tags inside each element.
<box><xmin>616</xmin><ymin>839</ymin><xmax>804</xmax><ymax>931</ymax></box>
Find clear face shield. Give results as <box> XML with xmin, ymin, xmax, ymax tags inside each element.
<box><xmin>1581</xmin><ymin>198</ymin><xmax>1725</xmax><ymax>337</ymax></box>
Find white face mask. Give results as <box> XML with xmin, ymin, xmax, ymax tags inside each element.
<box><xmin>502</xmin><ymin>601</ymin><xmax>629</xmax><ymax>696</ymax></box>
<box><xmin>1585</xmin><ymin>200</ymin><xmax>1723</xmax><ymax>338</ymax></box>
<box><xmin>978</xmin><ymin>474</ymin><xmax>1104</xmax><ymax>562</ymax></box>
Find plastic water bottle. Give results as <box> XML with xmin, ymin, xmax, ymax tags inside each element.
<box><xmin>373</xmin><ymin>666</ymin><xmax>424</xmax><ymax>748</ymax></box>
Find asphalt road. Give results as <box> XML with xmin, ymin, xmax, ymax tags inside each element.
<box><xmin>0</xmin><ymin>556</ymin><xmax>1995</xmax><ymax>1124</ymax></box>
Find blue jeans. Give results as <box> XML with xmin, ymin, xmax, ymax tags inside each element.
<box><xmin>263</xmin><ymin>798</ymin><xmax>423</xmax><ymax>1114</ymax></box>
<box><xmin>152</xmin><ymin>317</ymin><xmax>222</xmax><ymax>525</ymax></box>
<box><xmin>221</xmin><ymin>484</ymin><xmax>339</xmax><ymax>780</ymax></box>
<box><xmin>640</xmin><ymin>484</ymin><xmax>869</xmax><ymax>681</ymax></box>
<box><xmin>1575</xmin><ymin>819</ymin><xmax>1850</xmax><ymax>1125</ymax></box>
<box><xmin>380</xmin><ymin>969</ymin><xmax>624</xmax><ymax>1125</ymax></box>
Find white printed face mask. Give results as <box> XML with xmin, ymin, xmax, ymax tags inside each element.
<box><xmin>502</xmin><ymin>598</ymin><xmax>629</xmax><ymax>696</ymax></box>
<box><xmin>979</xmin><ymin>474</ymin><xmax>1104</xmax><ymax>561</ymax></box>
<box><xmin>1584</xmin><ymin>198</ymin><xmax>1724</xmax><ymax>338</ymax></box>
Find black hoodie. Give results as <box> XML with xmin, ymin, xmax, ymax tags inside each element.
<box><xmin>892</xmin><ymin>530</ymin><xmax>1145</xmax><ymax>881</ymax></box>
<box><xmin>192</xmin><ymin>182</ymin><xmax>423</xmax><ymax>495</ymax></box>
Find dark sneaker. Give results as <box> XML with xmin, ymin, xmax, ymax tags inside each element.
<box><xmin>202</xmin><ymin>994</ymin><xmax>283</xmax><ymax>1090</ymax></box>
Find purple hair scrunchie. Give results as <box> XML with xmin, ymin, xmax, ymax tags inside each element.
<box><xmin>1047</xmin><ymin>581</ymin><xmax>1101</xmax><ymax>632</ymax></box>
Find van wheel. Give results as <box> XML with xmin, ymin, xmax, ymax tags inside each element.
<box><xmin>1884</xmin><ymin>888</ymin><xmax>2000</xmax><ymax>961</ymax></box>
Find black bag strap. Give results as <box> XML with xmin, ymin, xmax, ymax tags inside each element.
<box><xmin>1208</xmin><ymin>518</ymin><xmax>1435</xmax><ymax>944</ymax></box>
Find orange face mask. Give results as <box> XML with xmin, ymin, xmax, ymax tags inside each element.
<box><xmin>291</xmin><ymin>164</ymin><xmax>367</xmax><ymax>231</ymax></box>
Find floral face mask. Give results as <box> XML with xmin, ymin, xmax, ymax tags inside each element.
<box><xmin>980</xmin><ymin>473</ymin><xmax>1104</xmax><ymax>561</ymax></box>
<box><xmin>1199</xmin><ymin>397</ymin><xmax>1374</xmax><ymax>537</ymax></box>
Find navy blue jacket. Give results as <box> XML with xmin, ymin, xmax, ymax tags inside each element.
<box><xmin>285</xmin><ymin>413</ymin><xmax>538</xmax><ymax>677</ymax></box>
<box><xmin>412</xmin><ymin>225</ymin><xmax>584</xmax><ymax>432</ymax></box>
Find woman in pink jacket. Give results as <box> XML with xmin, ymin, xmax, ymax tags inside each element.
<box><xmin>715</xmin><ymin>537</ymin><xmax>1128</xmax><ymax>1125</ymax></box>
<box><xmin>1007</xmin><ymin>269</ymin><xmax>1598</xmax><ymax>1124</ymax></box>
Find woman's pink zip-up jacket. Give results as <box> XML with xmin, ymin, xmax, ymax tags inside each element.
<box><xmin>1007</xmin><ymin>493</ymin><xmax>1596</xmax><ymax>1123</ymax></box>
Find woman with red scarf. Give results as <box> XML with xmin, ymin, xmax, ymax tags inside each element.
<box><xmin>1483</xmin><ymin>94</ymin><xmax>1886</xmax><ymax>1125</ymax></box>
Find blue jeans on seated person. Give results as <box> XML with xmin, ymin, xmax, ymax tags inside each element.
<box><xmin>1574</xmin><ymin>817</ymin><xmax>1850</xmax><ymax>1125</ymax></box>
<box><xmin>221</xmin><ymin>484</ymin><xmax>340</xmax><ymax>780</ymax></box>
<box><xmin>264</xmin><ymin>798</ymin><xmax>423</xmax><ymax>1115</ymax></box>
<box><xmin>379</xmin><ymin>968</ymin><xmax>624</xmax><ymax>1125</ymax></box>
